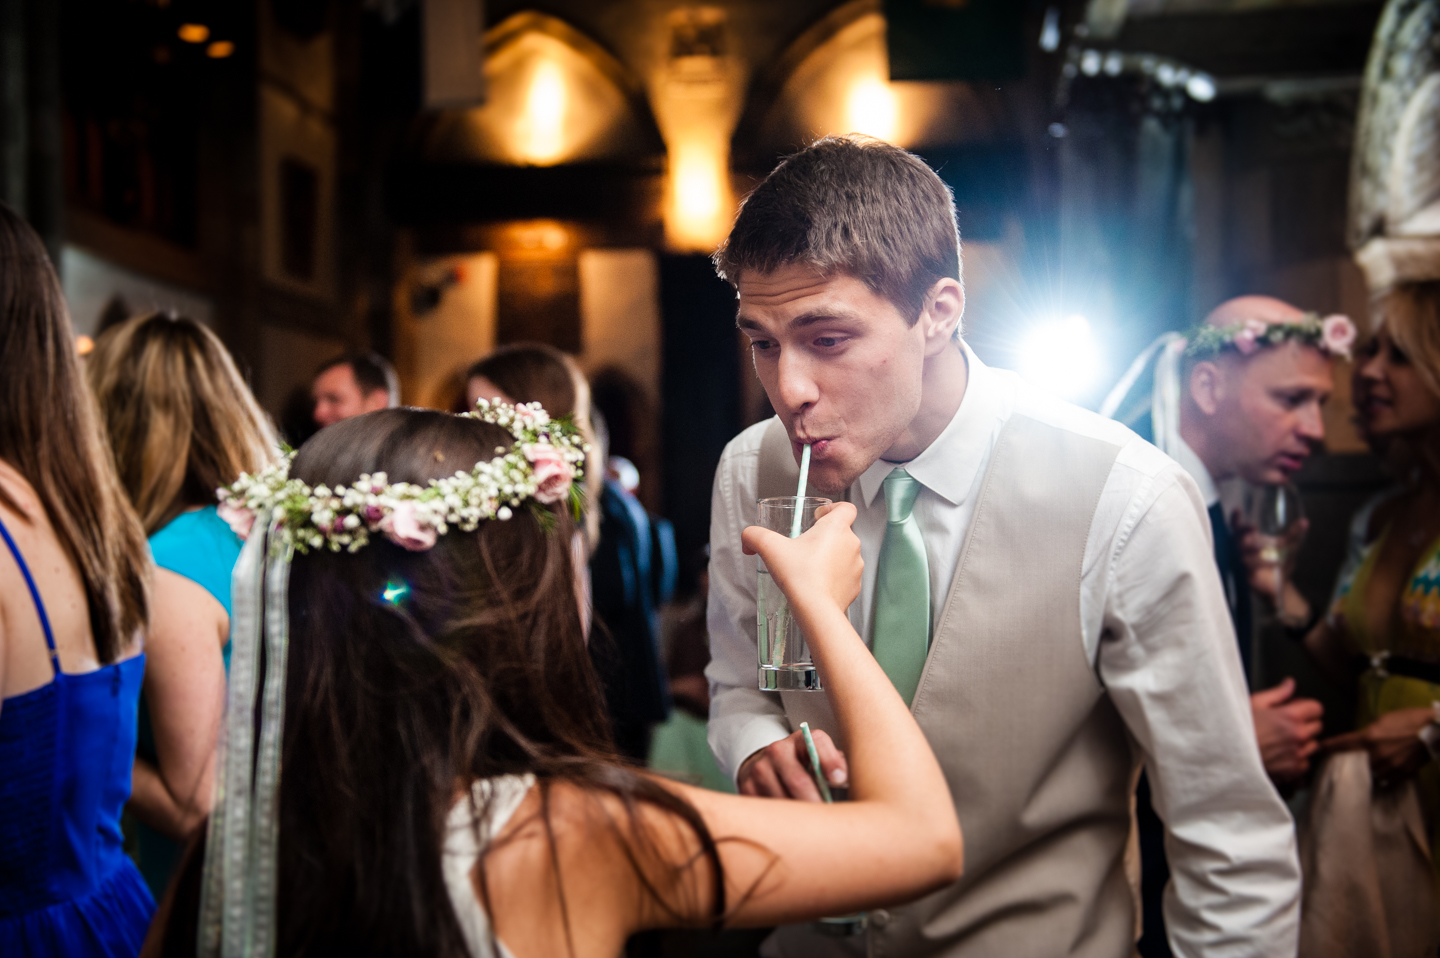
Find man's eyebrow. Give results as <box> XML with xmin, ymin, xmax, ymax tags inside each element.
<box><xmin>735</xmin><ymin>309</ymin><xmax>861</xmax><ymax>332</ymax></box>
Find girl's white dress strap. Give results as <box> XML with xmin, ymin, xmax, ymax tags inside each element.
<box><xmin>442</xmin><ymin>774</ymin><xmax>536</xmax><ymax>958</ymax></box>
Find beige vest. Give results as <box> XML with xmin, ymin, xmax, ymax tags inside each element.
<box><xmin>756</xmin><ymin>413</ymin><xmax>1137</xmax><ymax>958</ymax></box>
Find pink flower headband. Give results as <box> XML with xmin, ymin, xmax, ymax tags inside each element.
<box><xmin>216</xmin><ymin>399</ymin><xmax>587</xmax><ymax>554</ymax></box>
<box><xmin>1182</xmin><ymin>312</ymin><xmax>1356</xmax><ymax>361</ymax></box>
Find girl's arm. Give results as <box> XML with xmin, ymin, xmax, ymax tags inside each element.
<box><xmin>660</xmin><ymin>503</ymin><xmax>961</xmax><ymax>926</ymax></box>
<box><xmin>487</xmin><ymin>504</ymin><xmax>961</xmax><ymax>957</ymax></box>
<box><xmin>127</xmin><ymin>568</ymin><xmax>228</xmax><ymax>840</ymax></box>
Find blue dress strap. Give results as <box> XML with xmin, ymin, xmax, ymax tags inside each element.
<box><xmin>0</xmin><ymin>512</ymin><xmax>60</xmax><ymax>672</ymax></box>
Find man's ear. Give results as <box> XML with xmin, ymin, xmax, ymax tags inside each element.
<box><xmin>1188</xmin><ymin>360</ymin><xmax>1224</xmax><ymax>416</ymax></box>
<box><xmin>363</xmin><ymin>389</ymin><xmax>393</xmax><ymax>413</ymax></box>
<box><xmin>919</xmin><ymin>278</ymin><xmax>965</xmax><ymax>354</ymax></box>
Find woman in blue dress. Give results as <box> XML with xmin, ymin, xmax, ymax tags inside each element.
<box><xmin>0</xmin><ymin>202</ymin><xmax>155</xmax><ymax>954</ymax></box>
<box><xmin>86</xmin><ymin>312</ymin><xmax>278</xmax><ymax>899</ymax></box>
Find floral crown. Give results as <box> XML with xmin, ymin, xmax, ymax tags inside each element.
<box><xmin>1182</xmin><ymin>312</ymin><xmax>1357</xmax><ymax>361</ymax></box>
<box><xmin>216</xmin><ymin>400</ymin><xmax>586</xmax><ymax>554</ymax></box>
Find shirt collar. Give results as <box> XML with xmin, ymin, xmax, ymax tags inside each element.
<box><xmin>1174</xmin><ymin>435</ymin><xmax>1221</xmax><ymax>507</ymax></box>
<box><xmin>855</xmin><ymin>342</ymin><xmax>1005</xmax><ymax>509</ymax></box>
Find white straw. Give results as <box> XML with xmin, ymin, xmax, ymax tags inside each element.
<box><xmin>790</xmin><ymin>444</ymin><xmax>812</xmax><ymax>538</ymax></box>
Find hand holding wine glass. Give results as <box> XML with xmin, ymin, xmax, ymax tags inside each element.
<box><xmin>1235</xmin><ymin>482</ymin><xmax>1308</xmax><ymax>608</ymax></box>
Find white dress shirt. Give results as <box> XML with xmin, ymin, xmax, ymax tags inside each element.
<box><xmin>1174</xmin><ymin>435</ymin><xmax>1221</xmax><ymax>508</ymax></box>
<box><xmin>705</xmin><ymin>344</ymin><xmax>1301</xmax><ymax>957</ymax></box>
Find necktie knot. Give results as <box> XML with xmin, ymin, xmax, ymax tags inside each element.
<box><xmin>883</xmin><ymin>468</ymin><xmax>922</xmax><ymax>524</ymax></box>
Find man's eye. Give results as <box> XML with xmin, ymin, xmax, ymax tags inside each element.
<box><xmin>751</xmin><ymin>340</ymin><xmax>774</xmax><ymax>351</ymax></box>
<box><xmin>816</xmin><ymin>337</ymin><xmax>840</xmax><ymax>348</ymax></box>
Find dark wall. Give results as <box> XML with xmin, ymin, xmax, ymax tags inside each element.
<box><xmin>1</xmin><ymin>0</ymin><xmax>62</xmax><ymax>261</ymax></box>
<box><xmin>660</xmin><ymin>254</ymin><xmax>741</xmax><ymax>595</ymax></box>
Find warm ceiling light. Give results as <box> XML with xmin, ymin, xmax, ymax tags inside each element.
<box><xmin>75</xmin><ymin>335</ymin><xmax>94</xmax><ymax>356</ymax></box>
<box><xmin>177</xmin><ymin>23</ymin><xmax>210</xmax><ymax>43</ymax></box>
<box><xmin>518</xmin><ymin>60</ymin><xmax>567</xmax><ymax>165</ymax></box>
<box><xmin>207</xmin><ymin>40</ymin><xmax>234</xmax><ymax>59</ymax></box>
<box><xmin>668</xmin><ymin>140</ymin><xmax>729</xmax><ymax>249</ymax></box>
<box><xmin>674</xmin><ymin>148</ymin><xmax>721</xmax><ymax>224</ymax></box>
<box><xmin>846</xmin><ymin>76</ymin><xmax>898</xmax><ymax>143</ymax></box>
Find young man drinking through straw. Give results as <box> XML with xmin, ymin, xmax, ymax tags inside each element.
<box><xmin>704</xmin><ymin>135</ymin><xmax>1302</xmax><ymax>958</ymax></box>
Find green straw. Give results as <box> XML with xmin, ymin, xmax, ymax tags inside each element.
<box><xmin>800</xmin><ymin>722</ymin><xmax>834</xmax><ymax>803</ymax></box>
<box><xmin>790</xmin><ymin>444</ymin><xmax>812</xmax><ymax>539</ymax></box>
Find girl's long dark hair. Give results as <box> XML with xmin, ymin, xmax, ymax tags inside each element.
<box><xmin>276</xmin><ymin>409</ymin><xmax>723</xmax><ymax>957</ymax></box>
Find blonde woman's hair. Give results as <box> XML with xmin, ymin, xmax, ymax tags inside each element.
<box><xmin>1370</xmin><ymin>281</ymin><xmax>1440</xmax><ymax>477</ymax></box>
<box><xmin>87</xmin><ymin>313</ymin><xmax>278</xmax><ymax>535</ymax></box>
<box><xmin>0</xmin><ymin>202</ymin><xmax>150</xmax><ymax>663</ymax></box>
<box><xmin>1377</xmin><ymin>281</ymin><xmax>1440</xmax><ymax>398</ymax></box>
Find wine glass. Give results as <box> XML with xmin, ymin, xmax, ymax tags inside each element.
<box><xmin>1242</xmin><ymin>482</ymin><xmax>1306</xmax><ymax>600</ymax></box>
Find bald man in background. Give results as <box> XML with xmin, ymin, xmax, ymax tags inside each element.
<box><xmin>1127</xmin><ymin>295</ymin><xmax>1331</xmax><ymax>957</ymax></box>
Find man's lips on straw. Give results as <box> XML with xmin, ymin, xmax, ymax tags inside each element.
<box><xmin>795</xmin><ymin>437</ymin><xmax>832</xmax><ymax>457</ymax></box>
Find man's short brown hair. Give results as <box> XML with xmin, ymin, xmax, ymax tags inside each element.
<box><xmin>713</xmin><ymin>135</ymin><xmax>963</xmax><ymax>323</ymax></box>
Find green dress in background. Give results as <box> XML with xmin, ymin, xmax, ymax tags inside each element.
<box><xmin>1329</xmin><ymin>521</ymin><xmax>1440</xmax><ymax>877</ymax></box>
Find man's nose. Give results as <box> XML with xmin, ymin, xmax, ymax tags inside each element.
<box><xmin>775</xmin><ymin>349</ymin><xmax>819</xmax><ymax>412</ymax></box>
<box><xmin>1297</xmin><ymin>404</ymin><xmax>1326</xmax><ymax>443</ymax></box>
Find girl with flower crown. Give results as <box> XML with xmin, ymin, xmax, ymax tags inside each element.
<box><xmin>157</xmin><ymin>404</ymin><xmax>961</xmax><ymax>958</ymax></box>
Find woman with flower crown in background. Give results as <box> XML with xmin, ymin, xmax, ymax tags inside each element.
<box><xmin>0</xmin><ymin>202</ymin><xmax>155</xmax><ymax>955</ymax></box>
<box><xmin>153</xmin><ymin>401</ymin><xmax>962</xmax><ymax>958</ymax></box>
<box><xmin>85</xmin><ymin>312</ymin><xmax>279</xmax><ymax>900</ymax></box>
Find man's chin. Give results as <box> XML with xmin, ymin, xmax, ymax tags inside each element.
<box><xmin>805</xmin><ymin>461</ymin><xmax>868</xmax><ymax>499</ymax></box>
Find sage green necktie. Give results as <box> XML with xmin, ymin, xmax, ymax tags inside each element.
<box><xmin>872</xmin><ymin>468</ymin><xmax>930</xmax><ymax>705</ymax></box>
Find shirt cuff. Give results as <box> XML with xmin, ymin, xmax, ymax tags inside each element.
<box><xmin>715</xmin><ymin>712</ymin><xmax>793</xmax><ymax>786</ymax></box>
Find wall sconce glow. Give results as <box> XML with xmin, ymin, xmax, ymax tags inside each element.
<box><xmin>519</xmin><ymin>59</ymin><xmax>567</xmax><ymax>164</ymax></box>
<box><xmin>507</xmin><ymin>220</ymin><xmax>570</xmax><ymax>252</ymax></box>
<box><xmin>668</xmin><ymin>142</ymin><xmax>729</xmax><ymax>249</ymax></box>
<box><xmin>177</xmin><ymin>23</ymin><xmax>210</xmax><ymax>44</ymax></box>
<box><xmin>1020</xmin><ymin>315</ymin><xmax>1101</xmax><ymax>401</ymax></box>
<box><xmin>846</xmin><ymin>77</ymin><xmax>897</xmax><ymax>142</ymax></box>
<box><xmin>207</xmin><ymin>40</ymin><xmax>235</xmax><ymax>59</ymax></box>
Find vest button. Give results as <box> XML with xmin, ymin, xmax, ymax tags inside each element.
<box><xmin>870</xmin><ymin>909</ymin><xmax>891</xmax><ymax>929</ymax></box>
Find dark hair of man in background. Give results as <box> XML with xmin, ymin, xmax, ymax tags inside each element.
<box><xmin>315</xmin><ymin>351</ymin><xmax>398</xmax><ymax>404</ymax></box>
<box><xmin>712</xmin><ymin>134</ymin><xmax>964</xmax><ymax>324</ymax></box>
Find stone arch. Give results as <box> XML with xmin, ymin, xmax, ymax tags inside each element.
<box><xmin>731</xmin><ymin>0</ymin><xmax>1008</xmax><ymax>169</ymax></box>
<box><xmin>415</xmin><ymin>11</ymin><xmax>665</xmax><ymax>166</ymax></box>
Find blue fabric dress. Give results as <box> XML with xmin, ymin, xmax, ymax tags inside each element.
<box><xmin>132</xmin><ymin>506</ymin><xmax>242</xmax><ymax>898</ymax></box>
<box><xmin>0</xmin><ymin>515</ymin><xmax>155</xmax><ymax>957</ymax></box>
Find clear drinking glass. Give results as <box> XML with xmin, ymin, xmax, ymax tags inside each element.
<box><xmin>1242</xmin><ymin>482</ymin><xmax>1306</xmax><ymax>598</ymax></box>
<box><xmin>757</xmin><ymin>496</ymin><xmax>831</xmax><ymax>692</ymax></box>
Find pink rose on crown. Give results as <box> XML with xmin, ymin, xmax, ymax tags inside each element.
<box><xmin>1321</xmin><ymin>314</ymin><xmax>1356</xmax><ymax>358</ymax></box>
<box><xmin>378</xmin><ymin>501</ymin><xmax>438</xmax><ymax>551</ymax></box>
<box><xmin>524</xmin><ymin>443</ymin><xmax>574</xmax><ymax>504</ymax></box>
<box><xmin>1233</xmin><ymin>328</ymin><xmax>1260</xmax><ymax>355</ymax></box>
<box><xmin>217</xmin><ymin>501</ymin><xmax>256</xmax><ymax>540</ymax></box>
